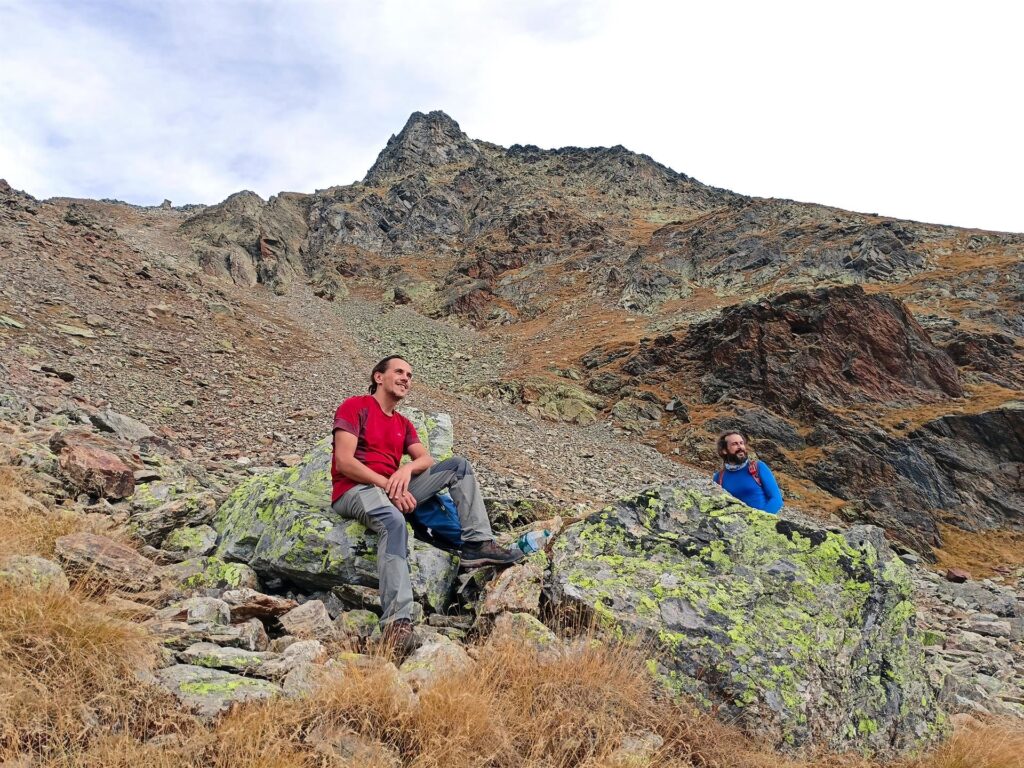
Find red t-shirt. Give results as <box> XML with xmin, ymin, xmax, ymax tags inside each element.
<box><xmin>331</xmin><ymin>395</ymin><xmax>420</xmax><ymax>503</ymax></box>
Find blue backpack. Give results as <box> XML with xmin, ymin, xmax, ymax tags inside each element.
<box><xmin>411</xmin><ymin>491</ymin><xmax>463</xmax><ymax>550</ymax></box>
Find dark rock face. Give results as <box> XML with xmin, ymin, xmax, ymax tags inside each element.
<box><xmin>549</xmin><ymin>482</ymin><xmax>944</xmax><ymax>756</ymax></box>
<box><xmin>627</xmin><ymin>202</ymin><xmax>934</xmax><ymax>299</ymax></box>
<box><xmin>911</xmin><ymin>408</ymin><xmax>1024</xmax><ymax>529</ymax></box>
<box><xmin>674</xmin><ymin>285</ymin><xmax>963</xmax><ymax>410</ymax></box>
<box><xmin>180</xmin><ymin>190</ymin><xmax>310</xmax><ymax>291</ymax></box>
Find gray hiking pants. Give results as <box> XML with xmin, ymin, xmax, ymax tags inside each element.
<box><xmin>331</xmin><ymin>455</ymin><xmax>493</xmax><ymax>624</ymax></box>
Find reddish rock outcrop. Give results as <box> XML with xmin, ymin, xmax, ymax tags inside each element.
<box><xmin>57</xmin><ymin>441</ymin><xmax>135</xmax><ymax>499</ymax></box>
<box><xmin>675</xmin><ymin>285</ymin><xmax>963</xmax><ymax>410</ymax></box>
<box><xmin>55</xmin><ymin>532</ymin><xmax>160</xmax><ymax>592</ymax></box>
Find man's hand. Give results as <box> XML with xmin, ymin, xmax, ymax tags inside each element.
<box><xmin>384</xmin><ymin>464</ymin><xmax>414</xmax><ymax>503</ymax></box>
<box><xmin>394</xmin><ymin>490</ymin><xmax>417</xmax><ymax>514</ymax></box>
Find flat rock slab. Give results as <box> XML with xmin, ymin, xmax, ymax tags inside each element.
<box><xmin>178</xmin><ymin>642</ymin><xmax>278</xmax><ymax>676</ymax></box>
<box><xmin>90</xmin><ymin>407</ymin><xmax>155</xmax><ymax>443</ymax></box>
<box><xmin>55</xmin><ymin>532</ymin><xmax>159</xmax><ymax>592</ymax></box>
<box><xmin>156</xmin><ymin>664</ymin><xmax>282</xmax><ymax>718</ymax></box>
<box><xmin>221</xmin><ymin>587</ymin><xmax>298</xmax><ymax>621</ymax></box>
<box><xmin>147</xmin><ymin>617</ymin><xmax>269</xmax><ymax>652</ymax></box>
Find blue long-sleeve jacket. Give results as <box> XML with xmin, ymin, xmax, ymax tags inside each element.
<box><xmin>713</xmin><ymin>460</ymin><xmax>783</xmax><ymax>514</ymax></box>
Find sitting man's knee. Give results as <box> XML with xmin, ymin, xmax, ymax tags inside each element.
<box><xmin>443</xmin><ymin>455</ymin><xmax>472</xmax><ymax>476</ymax></box>
<box><xmin>379</xmin><ymin>506</ymin><xmax>406</xmax><ymax>534</ymax></box>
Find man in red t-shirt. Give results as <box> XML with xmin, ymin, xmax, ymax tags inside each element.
<box><xmin>331</xmin><ymin>355</ymin><xmax>522</xmax><ymax>648</ymax></box>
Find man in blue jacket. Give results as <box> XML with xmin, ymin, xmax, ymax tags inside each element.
<box><xmin>712</xmin><ymin>431</ymin><xmax>783</xmax><ymax>514</ymax></box>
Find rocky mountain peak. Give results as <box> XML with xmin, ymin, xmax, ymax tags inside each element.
<box><xmin>363</xmin><ymin>110</ymin><xmax>483</xmax><ymax>185</ymax></box>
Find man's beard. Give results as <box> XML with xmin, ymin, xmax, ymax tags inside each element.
<box><xmin>724</xmin><ymin>451</ymin><xmax>747</xmax><ymax>466</ymax></box>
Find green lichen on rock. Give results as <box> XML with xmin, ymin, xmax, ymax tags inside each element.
<box><xmin>212</xmin><ymin>410</ymin><xmax>458</xmax><ymax>610</ymax></box>
<box><xmin>171</xmin><ymin>556</ymin><xmax>259</xmax><ymax>591</ymax></box>
<box><xmin>549</xmin><ymin>481</ymin><xmax>944</xmax><ymax>757</ymax></box>
<box><xmin>162</xmin><ymin>524</ymin><xmax>217</xmax><ymax>556</ymax></box>
<box><xmin>521</xmin><ymin>378</ymin><xmax>603</xmax><ymax>425</ymax></box>
<box><xmin>0</xmin><ymin>555</ymin><xmax>69</xmax><ymax>592</ymax></box>
<box><xmin>156</xmin><ymin>664</ymin><xmax>281</xmax><ymax>718</ymax></box>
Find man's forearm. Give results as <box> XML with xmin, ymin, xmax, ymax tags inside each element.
<box><xmin>404</xmin><ymin>454</ymin><xmax>434</xmax><ymax>475</ymax></box>
<box><xmin>335</xmin><ymin>456</ymin><xmax>389</xmax><ymax>489</ymax></box>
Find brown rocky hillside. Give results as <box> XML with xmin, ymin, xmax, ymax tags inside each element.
<box><xmin>2</xmin><ymin>109</ymin><xmax>1023</xmax><ymax>565</ymax></box>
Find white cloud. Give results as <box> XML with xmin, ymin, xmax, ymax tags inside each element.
<box><xmin>0</xmin><ymin>0</ymin><xmax>1020</xmax><ymax>231</ymax></box>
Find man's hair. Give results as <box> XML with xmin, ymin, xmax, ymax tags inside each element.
<box><xmin>368</xmin><ymin>355</ymin><xmax>409</xmax><ymax>394</ymax></box>
<box><xmin>717</xmin><ymin>430</ymin><xmax>748</xmax><ymax>456</ymax></box>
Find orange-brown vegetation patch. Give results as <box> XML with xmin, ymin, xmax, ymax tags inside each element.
<box><xmin>933</xmin><ymin>524</ymin><xmax>1024</xmax><ymax>579</ymax></box>
<box><xmin>873</xmin><ymin>381</ymin><xmax>1022</xmax><ymax>436</ymax></box>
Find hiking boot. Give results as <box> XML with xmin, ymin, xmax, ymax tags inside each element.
<box><xmin>459</xmin><ymin>539</ymin><xmax>525</xmax><ymax>569</ymax></box>
<box><xmin>377</xmin><ymin>618</ymin><xmax>417</xmax><ymax>659</ymax></box>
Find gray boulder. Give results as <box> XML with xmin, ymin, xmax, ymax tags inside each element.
<box><xmin>548</xmin><ymin>481</ymin><xmax>945</xmax><ymax>756</ymax></box>
<box><xmin>213</xmin><ymin>409</ymin><xmax>458</xmax><ymax>612</ymax></box>
<box><xmin>0</xmin><ymin>555</ymin><xmax>69</xmax><ymax>591</ymax></box>
<box><xmin>156</xmin><ymin>664</ymin><xmax>281</xmax><ymax>718</ymax></box>
<box><xmin>90</xmin><ymin>407</ymin><xmax>155</xmax><ymax>443</ymax></box>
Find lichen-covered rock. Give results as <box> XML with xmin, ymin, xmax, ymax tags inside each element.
<box><xmin>156</xmin><ymin>664</ymin><xmax>281</xmax><ymax>718</ymax></box>
<box><xmin>129</xmin><ymin>493</ymin><xmax>218</xmax><ymax>545</ymax></box>
<box><xmin>213</xmin><ymin>410</ymin><xmax>458</xmax><ymax>610</ymax></box>
<box><xmin>336</xmin><ymin>609</ymin><xmax>380</xmax><ymax>642</ymax></box>
<box><xmin>487</xmin><ymin>612</ymin><xmax>560</xmax><ymax>657</ymax></box>
<box><xmin>177</xmin><ymin>642</ymin><xmax>277</xmax><ymax>675</ymax></box>
<box><xmin>162</xmin><ymin>525</ymin><xmax>217</xmax><ymax>558</ymax></box>
<box><xmin>166</xmin><ymin>555</ymin><xmax>259</xmax><ymax>592</ymax></box>
<box><xmin>522</xmin><ymin>380</ymin><xmax>602</xmax><ymax>425</ymax></box>
<box><xmin>399</xmin><ymin>634</ymin><xmax>473</xmax><ymax>693</ymax></box>
<box><xmin>0</xmin><ymin>555</ymin><xmax>69</xmax><ymax>591</ymax></box>
<box><xmin>147</xmin><ymin>617</ymin><xmax>268</xmax><ymax>652</ymax></box>
<box><xmin>548</xmin><ymin>481</ymin><xmax>945</xmax><ymax>756</ymax></box>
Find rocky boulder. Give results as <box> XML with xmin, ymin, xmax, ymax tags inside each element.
<box><xmin>364</xmin><ymin>111</ymin><xmax>483</xmax><ymax>185</ymax></box>
<box><xmin>156</xmin><ymin>664</ymin><xmax>282</xmax><ymax>718</ymax></box>
<box><xmin>213</xmin><ymin>409</ymin><xmax>458</xmax><ymax>611</ymax></box>
<box><xmin>548</xmin><ymin>481</ymin><xmax>945</xmax><ymax>756</ymax></box>
<box><xmin>55</xmin><ymin>532</ymin><xmax>160</xmax><ymax>592</ymax></box>
<box><xmin>57</xmin><ymin>440</ymin><xmax>135</xmax><ymax>500</ymax></box>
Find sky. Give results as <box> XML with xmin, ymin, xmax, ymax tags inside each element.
<box><xmin>0</xmin><ymin>0</ymin><xmax>1021</xmax><ymax>232</ymax></box>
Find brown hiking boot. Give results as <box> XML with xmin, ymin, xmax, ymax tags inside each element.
<box><xmin>459</xmin><ymin>539</ymin><xmax>525</xmax><ymax>569</ymax></box>
<box><xmin>377</xmin><ymin>618</ymin><xmax>417</xmax><ymax>659</ymax></box>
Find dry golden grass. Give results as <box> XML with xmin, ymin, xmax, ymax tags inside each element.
<box><xmin>0</xmin><ymin>580</ymin><xmax>189</xmax><ymax>762</ymax></box>
<box><xmin>0</xmin><ymin>465</ymin><xmax>120</xmax><ymax>560</ymax></box>
<box><xmin>902</xmin><ymin>720</ymin><xmax>1024</xmax><ymax>768</ymax></box>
